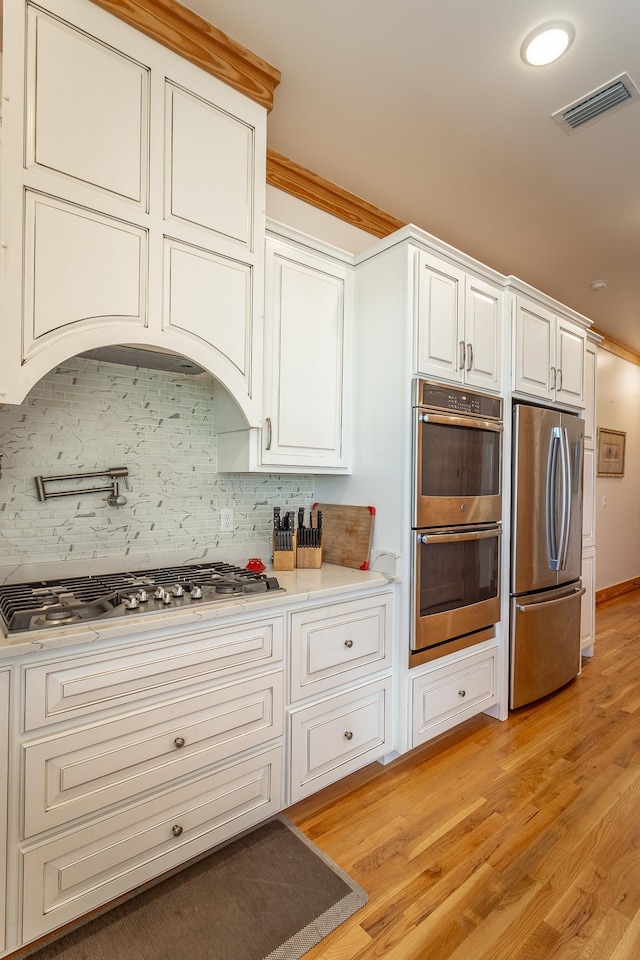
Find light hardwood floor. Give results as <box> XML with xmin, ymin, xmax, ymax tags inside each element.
<box><xmin>286</xmin><ymin>591</ymin><xmax>640</xmax><ymax>959</ymax></box>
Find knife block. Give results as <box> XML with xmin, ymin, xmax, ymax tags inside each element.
<box><xmin>296</xmin><ymin>545</ymin><xmax>322</xmax><ymax>569</ymax></box>
<box><xmin>272</xmin><ymin>532</ymin><xmax>296</xmax><ymax>571</ymax></box>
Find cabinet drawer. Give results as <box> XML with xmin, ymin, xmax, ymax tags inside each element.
<box><xmin>22</xmin><ymin>616</ymin><xmax>284</xmax><ymax>731</ymax></box>
<box><xmin>289</xmin><ymin>676</ymin><xmax>392</xmax><ymax>803</ymax></box>
<box><xmin>289</xmin><ymin>593</ymin><xmax>393</xmax><ymax>702</ymax></box>
<box><xmin>412</xmin><ymin>644</ymin><xmax>498</xmax><ymax>746</ymax></box>
<box><xmin>22</xmin><ymin>746</ymin><xmax>282</xmax><ymax>943</ymax></box>
<box><xmin>23</xmin><ymin>670</ymin><xmax>284</xmax><ymax>838</ymax></box>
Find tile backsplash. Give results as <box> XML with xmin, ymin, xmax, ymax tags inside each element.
<box><xmin>0</xmin><ymin>357</ymin><xmax>313</xmax><ymax>567</ymax></box>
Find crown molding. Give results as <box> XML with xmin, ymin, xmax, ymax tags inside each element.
<box><xmin>594</xmin><ymin>327</ymin><xmax>640</xmax><ymax>366</ymax></box>
<box><xmin>89</xmin><ymin>0</ymin><xmax>280</xmax><ymax>111</ymax></box>
<box><xmin>266</xmin><ymin>150</ymin><xmax>405</xmax><ymax>239</ymax></box>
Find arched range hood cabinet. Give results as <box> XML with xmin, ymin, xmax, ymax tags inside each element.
<box><xmin>0</xmin><ymin>0</ymin><xmax>268</xmax><ymax>426</ymax></box>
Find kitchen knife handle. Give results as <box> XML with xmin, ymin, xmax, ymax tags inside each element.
<box><xmin>265</xmin><ymin>417</ymin><xmax>272</xmax><ymax>450</ymax></box>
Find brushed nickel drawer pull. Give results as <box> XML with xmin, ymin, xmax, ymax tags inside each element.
<box><xmin>344</xmin><ymin>731</ymin><xmax>353</xmax><ymax>740</ymax></box>
<box><xmin>174</xmin><ymin>737</ymin><xmax>186</xmax><ymax>748</ymax></box>
<box><xmin>458</xmin><ymin>689</ymin><xmax>467</xmax><ymax>698</ymax></box>
<box><xmin>344</xmin><ymin>639</ymin><xmax>354</xmax><ymax>648</ymax></box>
<box><xmin>172</xmin><ymin>824</ymin><xmax>183</xmax><ymax>837</ymax></box>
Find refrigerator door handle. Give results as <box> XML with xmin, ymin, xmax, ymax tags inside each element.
<box><xmin>558</xmin><ymin>426</ymin><xmax>572</xmax><ymax>569</ymax></box>
<box><xmin>516</xmin><ymin>586</ymin><xmax>585</xmax><ymax>612</ymax></box>
<box><xmin>546</xmin><ymin>426</ymin><xmax>562</xmax><ymax>571</ymax></box>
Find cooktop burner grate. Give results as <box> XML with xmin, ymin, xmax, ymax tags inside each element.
<box><xmin>0</xmin><ymin>562</ymin><xmax>282</xmax><ymax>634</ymax></box>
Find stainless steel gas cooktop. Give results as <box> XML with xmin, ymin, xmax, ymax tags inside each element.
<box><xmin>0</xmin><ymin>562</ymin><xmax>283</xmax><ymax>635</ymax></box>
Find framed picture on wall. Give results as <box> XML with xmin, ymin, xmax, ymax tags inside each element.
<box><xmin>597</xmin><ymin>427</ymin><xmax>626</xmax><ymax>477</ymax></box>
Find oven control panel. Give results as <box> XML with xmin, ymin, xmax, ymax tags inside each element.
<box><xmin>413</xmin><ymin>379</ymin><xmax>502</xmax><ymax>420</ymax></box>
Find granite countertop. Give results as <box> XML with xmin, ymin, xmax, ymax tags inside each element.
<box><xmin>0</xmin><ymin>563</ymin><xmax>394</xmax><ymax>660</ymax></box>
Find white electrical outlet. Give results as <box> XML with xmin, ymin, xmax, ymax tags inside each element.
<box><xmin>220</xmin><ymin>508</ymin><xmax>234</xmax><ymax>532</ymax></box>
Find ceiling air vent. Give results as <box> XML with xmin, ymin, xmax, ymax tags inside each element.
<box><xmin>552</xmin><ymin>72</ymin><xmax>640</xmax><ymax>134</ymax></box>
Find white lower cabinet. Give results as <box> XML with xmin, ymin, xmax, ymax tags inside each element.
<box><xmin>22</xmin><ymin>671</ymin><xmax>284</xmax><ymax>837</ymax></box>
<box><xmin>287</xmin><ymin>591</ymin><xmax>394</xmax><ymax>803</ymax></box>
<box><xmin>581</xmin><ymin>549</ymin><xmax>596</xmax><ymax>656</ymax></box>
<box><xmin>10</xmin><ymin>616</ymin><xmax>285</xmax><ymax>955</ymax></box>
<box><xmin>0</xmin><ymin>671</ymin><xmax>9</xmax><ymax>955</ymax></box>
<box><xmin>21</xmin><ymin>746</ymin><xmax>282</xmax><ymax>943</ymax></box>
<box><xmin>3</xmin><ymin>586</ymin><xmax>396</xmax><ymax>957</ymax></box>
<box><xmin>289</xmin><ymin>677</ymin><xmax>392</xmax><ymax>804</ymax></box>
<box><xmin>411</xmin><ymin>643</ymin><xmax>499</xmax><ymax>747</ymax></box>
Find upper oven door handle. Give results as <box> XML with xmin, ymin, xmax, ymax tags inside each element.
<box><xmin>417</xmin><ymin>527</ymin><xmax>502</xmax><ymax>544</ymax></box>
<box><xmin>417</xmin><ymin>411</ymin><xmax>503</xmax><ymax>433</ymax></box>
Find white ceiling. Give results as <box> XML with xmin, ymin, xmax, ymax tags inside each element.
<box><xmin>185</xmin><ymin>0</ymin><xmax>640</xmax><ymax>352</ymax></box>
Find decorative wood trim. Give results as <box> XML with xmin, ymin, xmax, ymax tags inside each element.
<box><xmin>592</xmin><ymin>326</ymin><xmax>640</xmax><ymax>367</ymax></box>
<box><xmin>596</xmin><ymin>578</ymin><xmax>640</xmax><ymax>605</ymax></box>
<box><xmin>88</xmin><ymin>0</ymin><xmax>280</xmax><ymax>111</ymax></box>
<box><xmin>266</xmin><ymin>150</ymin><xmax>406</xmax><ymax>239</ymax></box>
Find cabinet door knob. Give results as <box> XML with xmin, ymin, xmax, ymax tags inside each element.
<box><xmin>344</xmin><ymin>730</ymin><xmax>353</xmax><ymax>740</ymax></box>
<box><xmin>172</xmin><ymin>824</ymin><xmax>183</xmax><ymax>837</ymax></box>
<box><xmin>344</xmin><ymin>639</ymin><xmax>354</xmax><ymax>648</ymax></box>
<box><xmin>458</xmin><ymin>689</ymin><xmax>467</xmax><ymax>698</ymax></box>
<box><xmin>174</xmin><ymin>736</ymin><xmax>186</xmax><ymax>748</ymax></box>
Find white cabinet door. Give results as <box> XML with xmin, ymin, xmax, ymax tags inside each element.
<box><xmin>582</xmin><ymin>446</ymin><xmax>596</xmax><ymax>547</ymax></box>
<box><xmin>581</xmin><ymin>549</ymin><xmax>596</xmax><ymax>655</ymax></box>
<box><xmin>555</xmin><ymin>317</ymin><xmax>585</xmax><ymax>406</ymax></box>
<box><xmin>513</xmin><ymin>297</ymin><xmax>585</xmax><ymax>407</ymax></box>
<box><xmin>0</xmin><ymin>671</ymin><xmax>8</xmax><ymax>955</ymax></box>
<box><xmin>583</xmin><ymin>340</ymin><xmax>598</xmax><ymax>445</ymax></box>
<box><xmin>416</xmin><ymin>250</ymin><xmax>465</xmax><ymax>383</ymax></box>
<box><xmin>260</xmin><ymin>237</ymin><xmax>351</xmax><ymax>469</ymax></box>
<box><xmin>464</xmin><ymin>276</ymin><xmax>502</xmax><ymax>391</ymax></box>
<box><xmin>416</xmin><ymin>251</ymin><xmax>502</xmax><ymax>391</ymax></box>
<box><xmin>513</xmin><ymin>297</ymin><xmax>555</xmax><ymax>400</ymax></box>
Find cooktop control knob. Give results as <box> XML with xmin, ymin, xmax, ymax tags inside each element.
<box><xmin>137</xmin><ymin>589</ymin><xmax>149</xmax><ymax>603</ymax></box>
<box><xmin>162</xmin><ymin>592</ymin><xmax>173</xmax><ymax>605</ymax></box>
<box><xmin>123</xmin><ymin>595</ymin><xmax>139</xmax><ymax>610</ymax></box>
<box><xmin>191</xmin><ymin>585</ymin><xmax>203</xmax><ymax>600</ymax></box>
<box><xmin>173</xmin><ymin>584</ymin><xmax>184</xmax><ymax>597</ymax></box>
<box><xmin>154</xmin><ymin>587</ymin><xmax>166</xmax><ymax>601</ymax></box>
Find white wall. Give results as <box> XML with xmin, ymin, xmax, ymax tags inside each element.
<box><xmin>266</xmin><ymin>185</ymin><xmax>375</xmax><ymax>254</ymax></box>
<box><xmin>595</xmin><ymin>348</ymin><xmax>640</xmax><ymax>590</ymax></box>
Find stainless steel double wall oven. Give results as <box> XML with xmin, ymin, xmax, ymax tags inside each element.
<box><xmin>411</xmin><ymin>380</ymin><xmax>503</xmax><ymax>663</ymax></box>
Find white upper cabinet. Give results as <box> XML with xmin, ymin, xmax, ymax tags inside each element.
<box><xmin>0</xmin><ymin>0</ymin><xmax>266</xmax><ymax>423</ymax></box>
<box><xmin>512</xmin><ymin>296</ymin><xmax>585</xmax><ymax>407</ymax></box>
<box><xmin>217</xmin><ymin>231</ymin><xmax>352</xmax><ymax>472</ymax></box>
<box><xmin>416</xmin><ymin>250</ymin><xmax>502</xmax><ymax>392</ymax></box>
<box><xmin>261</xmin><ymin>237</ymin><xmax>350</xmax><ymax>468</ymax></box>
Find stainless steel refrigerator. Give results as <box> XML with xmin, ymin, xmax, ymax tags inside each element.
<box><xmin>510</xmin><ymin>403</ymin><xmax>585</xmax><ymax>708</ymax></box>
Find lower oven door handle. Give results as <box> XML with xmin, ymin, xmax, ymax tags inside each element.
<box><xmin>516</xmin><ymin>586</ymin><xmax>585</xmax><ymax>612</ymax></box>
<box><xmin>418</xmin><ymin>411</ymin><xmax>503</xmax><ymax>433</ymax></box>
<box><xmin>418</xmin><ymin>527</ymin><xmax>502</xmax><ymax>544</ymax></box>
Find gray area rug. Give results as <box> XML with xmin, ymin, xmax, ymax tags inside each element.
<box><xmin>26</xmin><ymin>815</ymin><xmax>367</xmax><ymax>960</ymax></box>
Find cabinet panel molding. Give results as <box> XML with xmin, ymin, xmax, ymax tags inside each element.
<box><xmin>23</xmin><ymin>192</ymin><xmax>147</xmax><ymax>353</ymax></box>
<box><xmin>164</xmin><ymin>238</ymin><xmax>251</xmax><ymax>378</ymax></box>
<box><xmin>27</xmin><ymin>6</ymin><xmax>149</xmax><ymax>206</ymax></box>
<box><xmin>165</xmin><ymin>82</ymin><xmax>254</xmax><ymax>247</ymax></box>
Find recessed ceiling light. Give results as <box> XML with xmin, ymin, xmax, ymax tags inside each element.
<box><xmin>521</xmin><ymin>21</ymin><xmax>575</xmax><ymax>66</ymax></box>
<box><xmin>590</xmin><ymin>279</ymin><xmax>608</xmax><ymax>291</ymax></box>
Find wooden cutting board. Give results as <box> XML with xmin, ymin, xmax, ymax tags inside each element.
<box><xmin>312</xmin><ymin>503</ymin><xmax>375</xmax><ymax>570</ymax></box>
